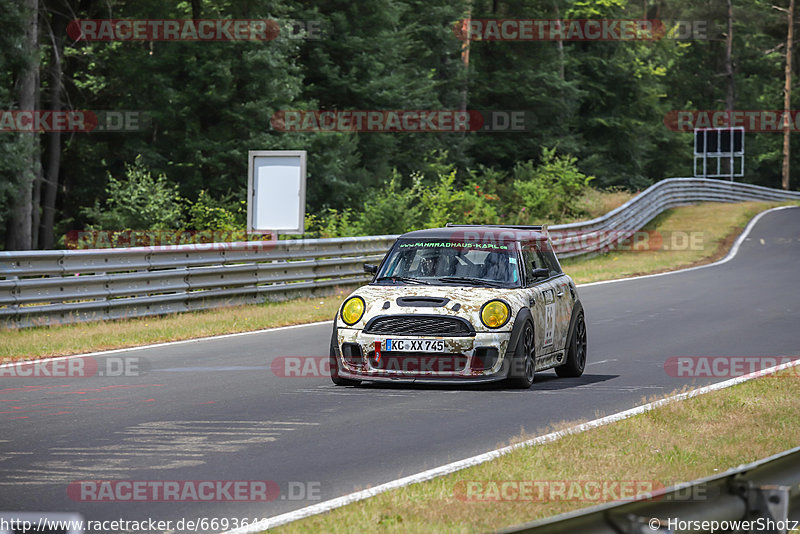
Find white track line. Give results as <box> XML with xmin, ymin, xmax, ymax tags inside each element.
<box><xmin>0</xmin><ymin>321</ymin><xmax>331</xmax><ymax>368</ymax></box>
<box><xmin>223</xmin><ymin>357</ymin><xmax>800</xmax><ymax>533</ymax></box>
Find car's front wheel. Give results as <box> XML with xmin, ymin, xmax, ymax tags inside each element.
<box><xmin>556</xmin><ymin>311</ymin><xmax>587</xmax><ymax>378</ymax></box>
<box><xmin>506</xmin><ymin>320</ymin><xmax>535</xmax><ymax>389</ymax></box>
<box><xmin>330</xmin><ymin>326</ymin><xmax>361</xmax><ymax>386</ymax></box>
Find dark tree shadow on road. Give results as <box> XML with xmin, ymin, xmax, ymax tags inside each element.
<box><xmin>351</xmin><ymin>373</ymin><xmax>618</xmax><ymax>392</ymax></box>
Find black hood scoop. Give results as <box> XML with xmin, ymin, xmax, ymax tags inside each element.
<box><xmin>395</xmin><ymin>296</ymin><xmax>450</xmax><ymax>307</ymax></box>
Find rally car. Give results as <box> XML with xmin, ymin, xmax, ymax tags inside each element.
<box><xmin>329</xmin><ymin>224</ymin><xmax>587</xmax><ymax>388</ymax></box>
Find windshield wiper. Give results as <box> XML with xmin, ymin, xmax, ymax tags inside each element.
<box><xmin>437</xmin><ymin>276</ymin><xmax>508</xmax><ymax>288</ymax></box>
<box><xmin>375</xmin><ymin>276</ymin><xmax>431</xmax><ymax>285</ymax></box>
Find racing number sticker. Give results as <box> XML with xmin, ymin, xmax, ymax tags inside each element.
<box><xmin>543</xmin><ymin>289</ymin><xmax>556</xmax><ymax>348</ymax></box>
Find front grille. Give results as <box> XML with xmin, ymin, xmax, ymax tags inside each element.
<box><xmin>367</xmin><ymin>351</ymin><xmax>468</xmax><ymax>372</ymax></box>
<box><xmin>364</xmin><ymin>315</ymin><xmax>474</xmax><ymax>337</ymax></box>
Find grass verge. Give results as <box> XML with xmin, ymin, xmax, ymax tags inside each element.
<box><xmin>268</xmin><ymin>368</ymin><xmax>800</xmax><ymax>533</ymax></box>
<box><xmin>1</xmin><ymin>200</ymin><xmax>796</xmax><ymax>362</ymax></box>
<box><xmin>0</xmin><ymin>294</ymin><xmax>344</xmax><ymax>362</ymax></box>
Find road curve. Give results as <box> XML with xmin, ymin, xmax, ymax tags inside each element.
<box><xmin>0</xmin><ymin>206</ymin><xmax>798</xmax><ymax>531</ymax></box>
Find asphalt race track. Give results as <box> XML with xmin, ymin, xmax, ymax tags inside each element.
<box><xmin>1</xmin><ymin>207</ymin><xmax>798</xmax><ymax>531</ymax></box>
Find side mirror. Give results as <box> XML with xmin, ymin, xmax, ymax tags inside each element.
<box><xmin>530</xmin><ymin>268</ymin><xmax>549</xmax><ymax>279</ymax></box>
<box><xmin>364</xmin><ymin>264</ymin><xmax>378</xmax><ymax>274</ymax></box>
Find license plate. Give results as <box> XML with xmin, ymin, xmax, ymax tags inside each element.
<box><xmin>385</xmin><ymin>339</ymin><xmax>446</xmax><ymax>352</ymax></box>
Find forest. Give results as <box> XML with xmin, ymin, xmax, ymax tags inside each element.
<box><xmin>1</xmin><ymin>0</ymin><xmax>797</xmax><ymax>250</ymax></box>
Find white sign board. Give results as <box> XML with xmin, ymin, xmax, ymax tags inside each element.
<box><xmin>247</xmin><ymin>150</ymin><xmax>306</xmax><ymax>234</ymax></box>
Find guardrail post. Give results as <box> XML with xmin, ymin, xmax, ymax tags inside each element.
<box><xmin>733</xmin><ymin>481</ymin><xmax>791</xmax><ymax>533</ymax></box>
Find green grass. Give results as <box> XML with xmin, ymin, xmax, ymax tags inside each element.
<box><xmin>269</xmin><ymin>370</ymin><xmax>800</xmax><ymax>533</ymax></box>
<box><xmin>0</xmin><ymin>293</ymin><xmax>345</xmax><ymax>362</ymax></box>
<box><xmin>572</xmin><ymin>186</ymin><xmax>635</xmax><ymax>220</ymax></box>
<box><xmin>1</xmin><ymin>200</ymin><xmax>796</xmax><ymax>362</ymax></box>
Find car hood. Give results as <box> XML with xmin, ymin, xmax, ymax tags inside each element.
<box><xmin>339</xmin><ymin>283</ymin><xmax>524</xmax><ymax>332</ymax></box>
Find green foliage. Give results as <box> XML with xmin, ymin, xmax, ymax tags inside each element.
<box><xmin>303</xmin><ymin>148</ymin><xmax>591</xmax><ymax>237</ymax></box>
<box><xmin>186</xmin><ymin>190</ymin><xmax>245</xmax><ymax>231</ymax></box>
<box><xmin>511</xmin><ymin>148</ymin><xmax>595</xmax><ymax>223</ymax></box>
<box><xmin>81</xmin><ymin>155</ymin><xmax>184</xmax><ymax>230</ymax></box>
<box><xmin>304</xmin><ymin>209</ymin><xmax>364</xmax><ymax>238</ymax></box>
<box><xmin>420</xmin><ymin>169</ymin><xmax>499</xmax><ymax>228</ymax></box>
<box><xmin>358</xmin><ymin>171</ymin><xmax>424</xmax><ymax>235</ymax></box>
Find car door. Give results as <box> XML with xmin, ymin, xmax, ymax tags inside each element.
<box><xmin>520</xmin><ymin>242</ymin><xmax>558</xmax><ymax>357</ymax></box>
<box><xmin>536</xmin><ymin>241</ymin><xmax>575</xmax><ymax>353</ymax></box>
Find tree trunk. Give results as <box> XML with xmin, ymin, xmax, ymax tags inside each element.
<box><xmin>724</xmin><ymin>0</ymin><xmax>735</xmax><ymax>180</ymax></box>
<box><xmin>41</xmin><ymin>13</ymin><xmax>64</xmax><ymax>250</ymax></box>
<box><xmin>191</xmin><ymin>0</ymin><xmax>202</xmax><ymax>20</ymax></box>
<box><xmin>782</xmin><ymin>0</ymin><xmax>794</xmax><ymax>191</ymax></box>
<box><xmin>32</xmin><ymin>66</ymin><xmax>42</xmax><ymax>248</ymax></box>
<box><xmin>6</xmin><ymin>0</ymin><xmax>39</xmax><ymax>251</ymax></box>
<box><xmin>459</xmin><ymin>0</ymin><xmax>471</xmax><ymax>113</ymax></box>
<box><xmin>725</xmin><ymin>0</ymin><xmax>735</xmax><ymax>112</ymax></box>
<box><xmin>554</xmin><ymin>1</ymin><xmax>564</xmax><ymax>81</ymax></box>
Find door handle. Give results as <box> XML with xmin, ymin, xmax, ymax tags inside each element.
<box><xmin>556</xmin><ymin>290</ymin><xmax>564</xmax><ymax>298</ymax></box>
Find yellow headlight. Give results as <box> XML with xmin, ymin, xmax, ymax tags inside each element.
<box><xmin>341</xmin><ymin>296</ymin><xmax>365</xmax><ymax>326</ymax></box>
<box><xmin>480</xmin><ymin>300</ymin><xmax>510</xmax><ymax>329</ymax></box>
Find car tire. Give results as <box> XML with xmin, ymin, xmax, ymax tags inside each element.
<box><xmin>330</xmin><ymin>324</ymin><xmax>361</xmax><ymax>387</ymax></box>
<box><xmin>506</xmin><ymin>320</ymin><xmax>535</xmax><ymax>389</ymax></box>
<box><xmin>556</xmin><ymin>311</ymin><xmax>587</xmax><ymax>378</ymax></box>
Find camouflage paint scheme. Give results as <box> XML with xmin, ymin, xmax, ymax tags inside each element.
<box><xmin>334</xmin><ymin>274</ymin><xmax>578</xmax><ymax>383</ymax></box>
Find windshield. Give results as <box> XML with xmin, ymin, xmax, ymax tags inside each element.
<box><xmin>374</xmin><ymin>239</ymin><xmax>520</xmax><ymax>287</ymax></box>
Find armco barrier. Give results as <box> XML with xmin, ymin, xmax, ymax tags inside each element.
<box><xmin>1</xmin><ymin>178</ymin><xmax>799</xmax><ymax>328</ymax></box>
<box><xmin>0</xmin><ymin>236</ymin><xmax>395</xmax><ymax>328</ymax></box>
<box><xmin>501</xmin><ymin>445</ymin><xmax>800</xmax><ymax>534</ymax></box>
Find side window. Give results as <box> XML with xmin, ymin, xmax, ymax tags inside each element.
<box><xmin>521</xmin><ymin>244</ymin><xmax>542</xmax><ymax>285</ymax></box>
<box><xmin>537</xmin><ymin>242</ymin><xmax>562</xmax><ymax>276</ymax></box>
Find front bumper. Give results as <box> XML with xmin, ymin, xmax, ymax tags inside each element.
<box><xmin>335</xmin><ymin>328</ymin><xmax>513</xmax><ymax>383</ymax></box>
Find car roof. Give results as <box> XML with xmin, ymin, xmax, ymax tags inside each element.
<box><xmin>399</xmin><ymin>226</ymin><xmax>548</xmax><ymax>242</ymax></box>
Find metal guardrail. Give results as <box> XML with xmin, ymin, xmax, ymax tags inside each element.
<box><xmin>501</xmin><ymin>445</ymin><xmax>800</xmax><ymax>534</ymax></box>
<box><xmin>1</xmin><ymin>177</ymin><xmax>799</xmax><ymax>328</ymax></box>
<box><xmin>548</xmin><ymin>177</ymin><xmax>800</xmax><ymax>258</ymax></box>
<box><xmin>0</xmin><ymin>236</ymin><xmax>396</xmax><ymax>328</ymax></box>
